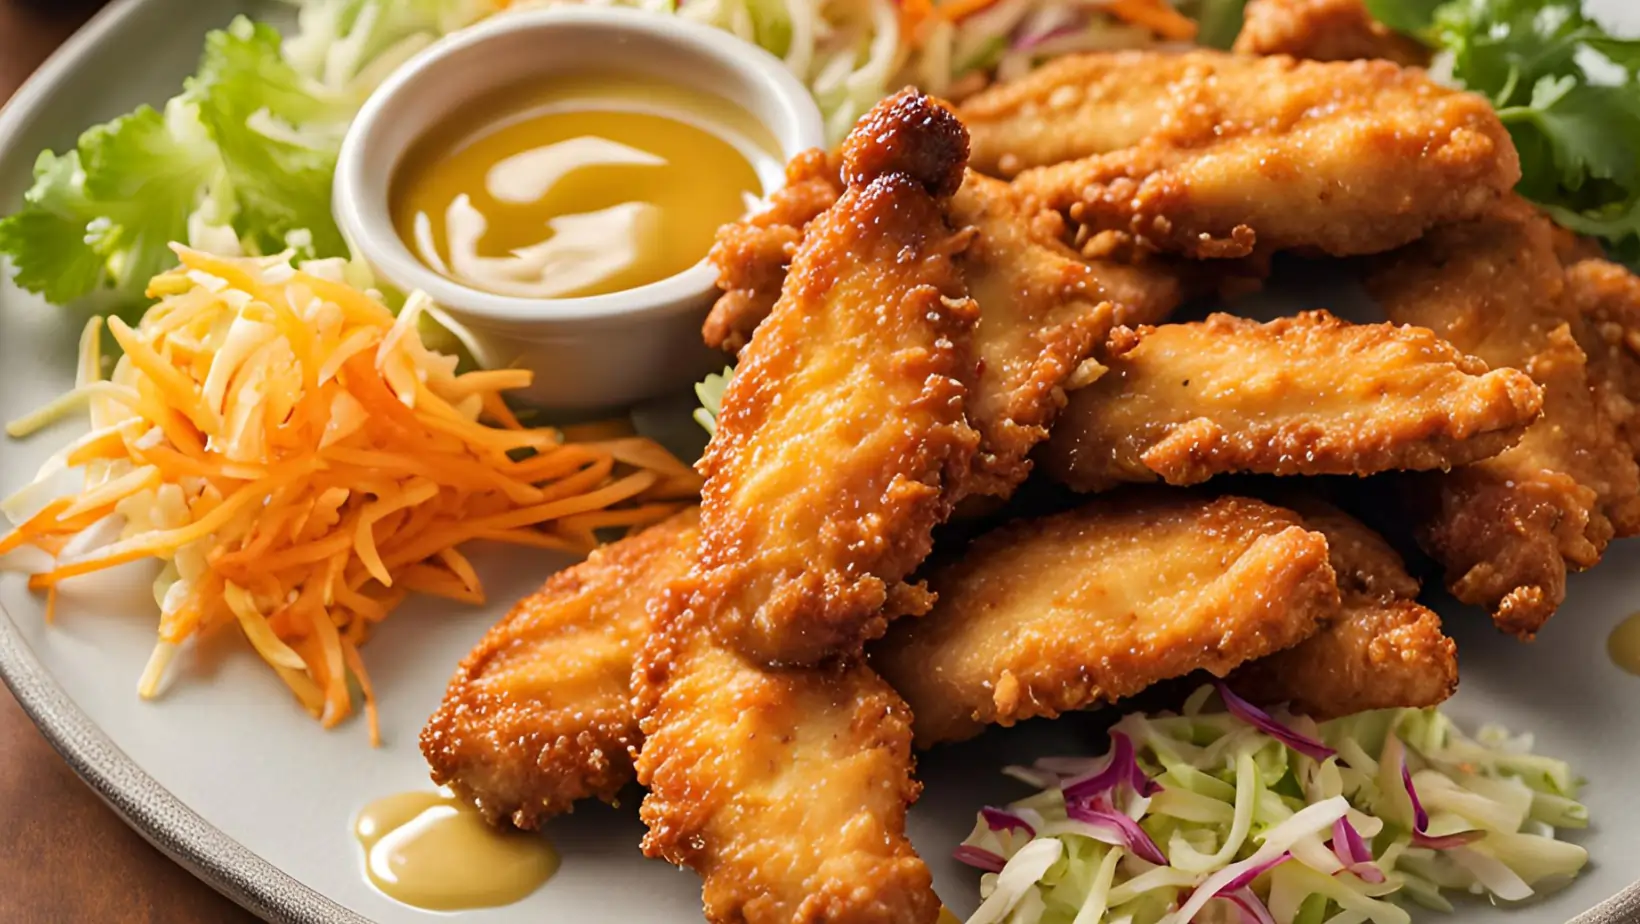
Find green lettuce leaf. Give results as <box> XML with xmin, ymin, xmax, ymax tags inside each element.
<box><xmin>0</xmin><ymin>103</ymin><xmax>220</xmax><ymax>311</ymax></box>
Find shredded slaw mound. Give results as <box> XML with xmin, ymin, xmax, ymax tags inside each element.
<box><xmin>957</xmin><ymin>684</ymin><xmax>1589</xmax><ymax>924</ymax></box>
<box><xmin>0</xmin><ymin>247</ymin><xmax>700</xmax><ymax>742</ymax></box>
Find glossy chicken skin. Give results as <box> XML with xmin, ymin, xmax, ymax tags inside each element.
<box><xmin>1230</xmin><ymin>497</ymin><xmax>1458</xmax><ymax>718</ymax></box>
<box><xmin>420</xmin><ymin>508</ymin><xmax>699</xmax><ymax>828</ymax></box>
<box><xmin>1040</xmin><ymin>311</ymin><xmax>1544</xmax><ymax>491</ymax></box>
<box><xmin>1006</xmin><ymin>52</ymin><xmax>1519</xmax><ymax>258</ymax></box>
<box><xmin>871</xmin><ymin>492</ymin><xmax>1340</xmax><ymax>747</ymax></box>
<box><xmin>1368</xmin><ymin>201</ymin><xmax>1640</xmax><ymax>636</ymax></box>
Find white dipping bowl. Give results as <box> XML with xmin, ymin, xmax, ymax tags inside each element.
<box><xmin>334</xmin><ymin>7</ymin><xmax>824</xmax><ymax>412</ymax></box>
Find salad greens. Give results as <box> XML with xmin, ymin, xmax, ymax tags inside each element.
<box><xmin>1364</xmin><ymin>0</ymin><xmax>1640</xmax><ymax>264</ymax></box>
<box><xmin>694</xmin><ymin>367</ymin><xmax>734</xmax><ymax>435</ymax></box>
<box><xmin>0</xmin><ymin>0</ymin><xmax>490</xmax><ymax>314</ymax></box>
<box><xmin>955</xmin><ymin>684</ymin><xmax>1588</xmax><ymax>924</ymax></box>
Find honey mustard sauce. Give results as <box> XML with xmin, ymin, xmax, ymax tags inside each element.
<box><xmin>1607</xmin><ymin>611</ymin><xmax>1640</xmax><ymax>676</ymax></box>
<box><xmin>392</xmin><ymin>74</ymin><xmax>779</xmax><ymax>300</ymax></box>
<box><xmin>354</xmin><ymin>789</ymin><xmax>558</xmax><ymax>911</ymax></box>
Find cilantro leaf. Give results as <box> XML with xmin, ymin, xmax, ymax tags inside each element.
<box><xmin>1362</xmin><ymin>0</ymin><xmax>1445</xmax><ymax>35</ymax></box>
<box><xmin>1367</xmin><ymin>0</ymin><xmax>1640</xmax><ymax>266</ymax></box>
<box><xmin>0</xmin><ymin>205</ymin><xmax>108</xmax><ymax>306</ymax></box>
<box><xmin>0</xmin><ymin>105</ymin><xmax>219</xmax><ymax>309</ymax></box>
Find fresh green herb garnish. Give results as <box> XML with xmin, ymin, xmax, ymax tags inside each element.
<box><xmin>0</xmin><ymin>0</ymin><xmax>488</xmax><ymax>311</ymax></box>
<box><xmin>1366</xmin><ymin>0</ymin><xmax>1640</xmax><ymax>264</ymax></box>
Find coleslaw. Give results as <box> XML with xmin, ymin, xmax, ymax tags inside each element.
<box><xmin>957</xmin><ymin>683</ymin><xmax>1588</xmax><ymax>924</ymax></box>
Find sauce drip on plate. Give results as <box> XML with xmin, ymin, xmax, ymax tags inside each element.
<box><xmin>392</xmin><ymin>74</ymin><xmax>778</xmax><ymax>300</ymax></box>
<box><xmin>354</xmin><ymin>789</ymin><xmax>558</xmax><ymax>911</ymax></box>
<box><xmin>1608</xmin><ymin>611</ymin><xmax>1640</xmax><ymax>676</ymax></box>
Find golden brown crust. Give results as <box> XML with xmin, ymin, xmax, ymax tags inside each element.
<box><xmin>1039</xmin><ymin>311</ymin><xmax>1543</xmax><ymax>492</ymax></box>
<box><xmin>419</xmin><ymin>509</ymin><xmax>700</xmax><ymax>828</ymax></box>
<box><xmin>1233</xmin><ymin>0</ymin><xmax>1430</xmax><ymax>66</ymax></box>
<box><xmin>1008</xmin><ymin>53</ymin><xmax>1519</xmax><ymax>258</ymax></box>
<box><xmin>634</xmin><ymin>582</ymin><xmax>939</xmax><ymax>924</ymax></box>
<box><xmin>1367</xmin><ymin>202</ymin><xmax>1640</xmax><ymax>636</ymax></box>
<box><xmin>1567</xmin><ymin>257</ymin><xmax>1640</xmax><ymax>460</ymax></box>
<box><xmin>1229</xmin><ymin>496</ymin><xmax>1458</xmax><ymax>718</ymax></box>
<box><xmin>960</xmin><ymin>51</ymin><xmax>1241</xmax><ymax>178</ymax></box>
<box><xmin>705</xmin><ymin>149</ymin><xmax>844</xmax><ymax>353</ymax></box>
<box><xmin>697</xmin><ymin>89</ymin><xmax>980</xmax><ymax>665</ymax></box>
<box><xmin>947</xmin><ymin>173</ymin><xmax>1119</xmax><ymax>497</ymax></box>
<box><xmin>871</xmin><ymin>493</ymin><xmax>1340</xmax><ymax>747</ymax></box>
<box><xmin>1232</xmin><ymin>598</ymin><xmax>1458</xmax><ymax>718</ymax></box>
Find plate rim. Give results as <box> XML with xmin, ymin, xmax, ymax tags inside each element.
<box><xmin>0</xmin><ymin>2</ymin><xmax>1637</xmax><ymax>924</ymax></box>
<box><xmin>0</xmin><ymin>1</ymin><xmax>362</xmax><ymax>920</ymax></box>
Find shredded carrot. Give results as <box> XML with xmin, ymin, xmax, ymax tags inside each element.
<box><xmin>1101</xmin><ymin>0</ymin><xmax>1198</xmax><ymax>40</ymax></box>
<box><xmin>0</xmin><ymin>246</ymin><xmax>700</xmax><ymax>743</ymax></box>
<box><xmin>936</xmin><ymin>0</ymin><xmax>1001</xmax><ymax>23</ymax></box>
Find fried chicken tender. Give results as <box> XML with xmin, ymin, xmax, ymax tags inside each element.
<box><xmin>948</xmin><ymin>172</ymin><xmax>1120</xmax><ymax>495</ymax></box>
<box><xmin>1039</xmin><ymin>311</ymin><xmax>1544</xmax><ymax>492</ymax></box>
<box><xmin>634</xmin><ymin>585</ymin><xmax>938</xmax><ymax>924</ymax></box>
<box><xmin>1567</xmin><ymin>257</ymin><xmax>1640</xmax><ymax>458</ymax></box>
<box><xmin>1233</xmin><ymin>0</ymin><xmax>1430</xmax><ymax>66</ymax></box>
<box><xmin>698</xmin><ymin>89</ymin><xmax>980</xmax><ymax>665</ymax></box>
<box><xmin>1367</xmin><ymin>203</ymin><xmax>1640</xmax><ymax>636</ymax></box>
<box><xmin>705</xmin><ymin>166</ymin><xmax>1189</xmax><ymax>354</ymax></box>
<box><xmin>1006</xmin><ymin>53</ymin><xmax>1519</xmax><ymax>258</ymax></box>
<box><xmin>1229</xmin><ymin>497</ymin><xmax>1458</xmax><ymax>718</ymax></box>
<box><xmin>960</xmin><ymin>51</ymin><xmax>1245</xmax><ymax>178</ymax></box>
<box><xmin>871</xmin><ymin>493</ymin><xmax>1341</xmax><ymax>747</ymax></box>
<box><xmin>419</xmin><ymin>509</ymin><xmax>699</xmax><ymax>828</ymax></box>
<box><xmin>704</xmin><ymin>149</ymin><xmax>843</xmax><ymax>354</ymax></box>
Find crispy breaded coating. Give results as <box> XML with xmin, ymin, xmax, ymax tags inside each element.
<box><xmin>697</xmin><ymin>89</ymin><xmax>980</xmax><ymax>665</ymax></box>
<box><xmin>634</xmin><ymin>584</ymin><xmax>939</xmax><ymax>924</ymax></box>
<box><xmin>959</xmin><ymin>51</ymin><xmax>1248</xmax><ymax>178</ymax></box>
<box><xmin>1567</xmin><ymin>257</ymin><xmax>1640</xmax><ymax>458</ymax></box>
<box><xmin>871</xmin><ymin>493</ymin><xmax>1340</xmax><ymax>747</ymax></box>
<box><xmin>704</xmin><ymin>149</ymin><xmax>843</xmax><ymax>354</ymax></box>
<box><xmin>1233</xmin><ymin>0</ymin><xmax>1430</xmax><ymax>66</ymax></box>
<box><xmin>1038</xmin><ymin>311</ymin><xmax>1543</xmax><ymax>492</ymax></box>
<box><xmin>1230</xmin><ymin>497</ymin><xmax>1457</xmax><ymax>718</ymax></box>
<box><xmin>1367</xmin><ymin>202</ymin><xmax>1640</xmax><ymax>636</ymax></box>
<box><xmin>419</xmin><ymin>509</ymin><xmax>699</xmax><ymax>828</ymax></box>
<box><xmin>705</xmin><ymin>167</ymin><xmax>1188</xmax><ymax>355</ymax></box>
<box><xmin>1008</xmin><ymin>53</ymin><xmax>1519</xmax><ymax>258</ymax></box>
<box><xmin>947</xmin><ymin>172</ymin><xmax>1118</xmax><ymax>496</ymax></box>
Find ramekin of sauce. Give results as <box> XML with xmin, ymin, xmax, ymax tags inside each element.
<box><xmin>334</xmin><ymin>7</ymin><xmax>824</xmax><ymax>410</ymax></box>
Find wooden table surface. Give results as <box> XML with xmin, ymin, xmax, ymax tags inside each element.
<box><xmin>0</xmin><ymin>3</ymin><xmax>261</xmax><ymax>921</ymax></box>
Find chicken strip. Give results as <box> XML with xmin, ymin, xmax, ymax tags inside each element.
<box><xmin>419</xmin><ymin>508</ymin><xmax>699</xmax><ymax>828</ymax></box>
<box><xmin>1229</xmin><ymin>497</ymin><xmax>1457</xmax><ymax>718</ymax></box>
<box><xmin>696</xmin><ymin>89</ymin><xmax>981</xmax><ymax>665</ymax></box>
<box><xmin>1039</xmin><ymin>311</ymin><xmax>1544</xmax><ymax>492</ymax></box>
<box><xmin>947</xmin><ymin>172</ymin><xmax>1119</xmax><ymax>495</ymax></box>
<box><xmin>1233</xmin><ymin>0</ymin><xmax>1430</xmax><ymax>66</ymax></box>
<box><xmin>1367</xmin><ymin>202</ymin><xmax>1640</xmax><ymax>636</ymax></box>
<box><xmin>1007</xmin><ymin>53</ymin><xmax>1519</xmax><ymax>258</ymax></box>
<box><xmin>871</xmin><ymin>493</ymin><xmax>1341</xmax><ymax>747</ymax></box>
<box><xmin>634</xmin><ymin>584</ymin><xmax>938</xmax><ymax>924</ymax></box>
<box><xmin>1567</xmin><ymin>257</ymin><xmax>1640</xmax><ymax>459</ymax></box>
<box><xmin>704</xmin><ymin>148</ymin><xmax>843</xmax><ymax>354</ymax></box>
<box><xmin>960</xmin><ymin>50</ymin><xmax>1248</xmax><ymax>178</ymax></box>
<box><xmin>705</xmin><ymin>166</ymin><xmax>1189</xmax><ymax>354</ymax></box>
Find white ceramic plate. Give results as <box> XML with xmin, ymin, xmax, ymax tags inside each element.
<box><xmin>3</xmin><ymin>2</ymin><xmax>1640</xmax><ymax>922</ymax></box>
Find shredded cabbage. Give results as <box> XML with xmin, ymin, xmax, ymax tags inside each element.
<box><xmin>955</xmin><ymin>688</ymin><xmax>1589</xmax><ymax>924</ymax></box>
<box><xmin>694</xmin><ymin>366</ymin><xmax>734</xmax><ymax>434</ymax></box>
